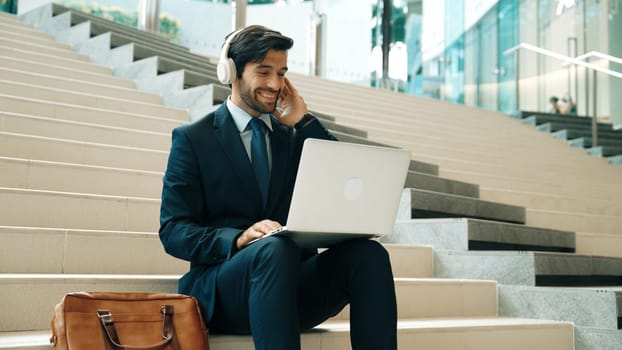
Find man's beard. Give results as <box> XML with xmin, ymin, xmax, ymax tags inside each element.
<box><xmin>239</xmin><ymin>80</ymin><xmax>279</xmax><ymax>115</ymax></box>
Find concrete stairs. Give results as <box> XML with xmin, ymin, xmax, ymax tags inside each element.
<box><xmin>5</xmin><ymin>4</ymin><xmax>622</xmax><ymax>349</ymax></box>
<box><xmin>385</xmin><ymin>215</ymin><xmax>622</xmax><ymax>348</ymax></box>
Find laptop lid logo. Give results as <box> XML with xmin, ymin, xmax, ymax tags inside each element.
<box><xmin>344</xmin><ymin>177</ymin><xmax>364</xmax><ymax>201</ymax></box>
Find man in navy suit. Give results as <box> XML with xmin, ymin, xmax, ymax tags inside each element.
<box><xmin>159</xmin><ymin>25</ymin><xmax>397</xmax><ymax>350</ymax></box>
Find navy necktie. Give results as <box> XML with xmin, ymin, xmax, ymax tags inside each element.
<box><xmin>249</xmin><ymin>118</ymin><xmax>270</xmax><ymax>207</ymax></box>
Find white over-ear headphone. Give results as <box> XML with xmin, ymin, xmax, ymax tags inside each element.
<box><xmin>217</xmin><ymin>29</ymin><xmax>243</xmax><ymax>84</ymax></box>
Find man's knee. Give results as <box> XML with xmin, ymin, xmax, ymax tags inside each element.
<box><xmin>252</xmin><ymin>237</ymin><xmax>301</xmax><ymax>267</ymax></box>
<box><xmin>345</xmin><ymin>239</ymin><xmax>391</xmax><ymax>264</ymax></box>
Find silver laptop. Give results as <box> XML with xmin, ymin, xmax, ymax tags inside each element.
<box><xmin>251</xmin><ymin>138</ymin><xmax>410</xmax><ymax>248</ymax></box>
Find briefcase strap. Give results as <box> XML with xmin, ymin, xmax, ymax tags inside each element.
<box><xmin>97</xmin><ymin>305</ymin><xmax>174</xmax><ymax>350</ymax></box>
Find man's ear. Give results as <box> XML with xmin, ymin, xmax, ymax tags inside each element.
<box><xmin>230</xmin><ymin>79</ymin><xmax>240</xmax><ymax>99</ymax></box>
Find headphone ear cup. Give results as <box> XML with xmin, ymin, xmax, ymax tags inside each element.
<box><xmin>217</xmin><ymin>57</ymin><xmax>237</xmax><ymax>84</ymax></box>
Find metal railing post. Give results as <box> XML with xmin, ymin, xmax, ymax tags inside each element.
<box><xmin>585</xmin><ymin>65</ymin><xmax>589</xmax><ymax>117</ymax></box>
<box><xmin>515</xmin><ymin>50</ymin><xmax>520</xmax><ymax>112</ymax></box>
<box><xmin>592</xmin><ymin>70</ymin><xmax>598</xmax><ymax>147</ymax></box>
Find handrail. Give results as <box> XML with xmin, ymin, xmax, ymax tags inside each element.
<box><xmin>571</xmin><ymin>51</ymin><xmax>622</xmax><ymax>66</ymax></box>
<box><xmin>503</xmin><ymin>43</ymin><xmax>622</xmax><ymax>79</ymax></box>
<box><xmin>502</xmin><ymin>42</ymin><xmax>619</xmax><ymax>148</ymax></box>
<box><xmin>562</xmin><ymin>52</ymin><xmax>622</xmax><ymax>136</ymax></box>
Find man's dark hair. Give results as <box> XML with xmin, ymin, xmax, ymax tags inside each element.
<box><xmin>226</xmin><ymin>25</ymin><xmax>294</xmax><ymax>80</ymax></box>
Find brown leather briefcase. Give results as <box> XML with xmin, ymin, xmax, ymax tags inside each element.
<box><xmin>50</xmin><ymin>292</ymin><xmax>209</xmax><ymax>350</ymax></box>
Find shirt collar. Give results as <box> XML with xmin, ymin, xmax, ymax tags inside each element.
<box><xmin>226</xmin><ymin>97</ymin><xmax>274</xmax><ymax>133</ymax></box>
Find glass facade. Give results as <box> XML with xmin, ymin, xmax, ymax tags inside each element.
<box><xmin>15</xmin><ymin>0</ymin><xmax>622</xmax><ymax>126</ymax></box>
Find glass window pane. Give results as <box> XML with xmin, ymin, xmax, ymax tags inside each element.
<box><xmin>160</xmin><ymin>0</ymin><xmax>233</xmax><ymax>57</ymax></box>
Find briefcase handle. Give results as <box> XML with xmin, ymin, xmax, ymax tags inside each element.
<box><xmin>97</xmin><ymin>305</ymin><xmax>174</xmax><ymax>350</ymax></box>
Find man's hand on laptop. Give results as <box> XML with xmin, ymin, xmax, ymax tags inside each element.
<box><xmin>237</xmin><ymin>219</ymin><xmax>283</xmax><ymax>249</ymax></box>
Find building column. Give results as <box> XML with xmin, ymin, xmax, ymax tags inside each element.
<box><xmin>235</xmin><ymin>0</ymin><xmax>247</xmax><ymax>30</ymax></box>
<box><xmin>138</xmin><ymin>0</ymin><xmax>161</xmax><ymax>33</ymax></box>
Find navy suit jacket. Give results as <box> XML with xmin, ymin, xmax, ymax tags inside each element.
<box><xmin>159</xmin><ymin>104</ymin><xmax>336</xmax><ymax>323</ymax></box>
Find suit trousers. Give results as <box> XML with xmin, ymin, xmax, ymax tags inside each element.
<box><xmin>208</xmin><ymin>237</ymin><xmax>397</xmax><ymax>350</ymax></box>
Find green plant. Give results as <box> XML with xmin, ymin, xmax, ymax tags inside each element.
<box><xmin>159</xmin><ymin>13</ymin><xmax>181</xmax><ymax>42</ymax></box>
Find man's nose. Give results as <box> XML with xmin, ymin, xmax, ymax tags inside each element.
<box><xmin>266</xmin><ymin>74</ymin><xmax>281</xmax><ymax>90</ymax></box>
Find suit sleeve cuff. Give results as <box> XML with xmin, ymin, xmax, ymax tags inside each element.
<box><xmin>294</xmin><ymin>113</ymin><xmax>316</xmax><ymax>130</ymax></box>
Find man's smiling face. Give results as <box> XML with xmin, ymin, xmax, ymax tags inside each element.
<box><xmin>233</xmin><ymin>49</ymin><xmax>288</xmax><ymax>117</ymax></box>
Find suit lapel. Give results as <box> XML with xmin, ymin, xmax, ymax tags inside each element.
<box><xmin>212</xmin><ymin>105</ymin><xmax>263</xmax><ymax>209</ymax></box>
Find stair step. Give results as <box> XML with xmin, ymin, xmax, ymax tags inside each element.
<box><xmin>0</xmin><ymin>21</ymin><xmax>54</xmax><ymax>40</ymax></box>
<box><xmin>0</xmin><ymin>274</ymin><xmax>178</xmax><ymax>332</ymax></box>
<box><xmin>0</xmin><ymin>67</ymin><xmax>161</xmax><ymax>104</ymax></box>
<box><xmin>331</xmin><ymin>129</ymin><xmax>397</xmax><ymax>148</ymax></box>
<box><xmin>0</xmin><ymin>95</ymin><xmax>182</xmax><ymax>133</ymax></box>
<box><xmin>0</xmin><ymin>35</ymin><xmax>88</xmax><ymax>62</ymax></box>
<box><xmin>588</xmin><ymin>145</ymin><xmax>622</xmax><ymax>157</ymax></box>
<box><xmin>0</xmin><ymin>157</ymin><xmax>163</xmax><ymax>198</ymax></box>
<box><xmin>479</xmin><ymin>187</ymin><xmax>622</xmax><ymax>217</ymax></box>
<box><xmin>609</xmin><ymin>154</ymin><xmax>622</xmax><ymax>166</ymax></box>
<box><xmin>0</xmin><ymin>55</ymin><xmax>135</xmax><ymax>88</ymax></box>
<box><xmin>0</xmin><ymin>112</ymin><xmax>171</xmax><ymax>151</ymax></box>
<box><xmin>0</xmin><ymin>131</ymin><xmax>168</xmax><ymax>172</ymax></box>
<box><xmin>535</xmin><ymin>122</ymin><xmax>621</xmax><ymax>137</ymax></box>
<box><xmin>526</xmin><ymin>208</ymin><xmax>622</xmax><ymax>236</ymax></box>
<box><xmin>434</xmin><ymin>250</ymin><xmax>622</xmax><ymax>286</ymax></box>
<box><xmin>575</xmin><ymin>326</ymin><xmax>622</xmax><ymax>350</ymax></box>
<box><xmin>0</xmin><ymin>226</ymin><xmax>187</xmax><ymax>275</ymax></box>
<box><xmin>0</xmin><ymin>317</ymin><xmax>574</xmax><ymax>350</ymax></box>
<box><xmin>523</xmin><ymin>114</ymin><xmax>616</xmax><ymax>132</ymax></box>
<box><xmin>499</xmin><ymin>285</ymin><xmax>622</xmax><ymax>330</ymax></box>
<box><xmin>405</xmin><ymin>171</ymin><xmax>479</xmax><ymax>198</ymax></box>
<box><xmin>367</xmin><ymin>127</ymin><xmax>582</xmax><ymax>167</ymax></box>
<box><xmin>569</xmin><ymin>137</ymin><xmax>622</xmax><ymax>149</ymax></box>
<box><xmin>315</xmin><ymin>118</ymin><xmax>367</xmax><ymax>138</ymax></box>
<box><xmin>443</xmin><ymin>168</ymin><xmax>622</xmax><ymax>202</ymax></box>
<box><xmin>409</xmin><ymin>146</ymin><xmax>617</xmax><ymax>184</ymax></box>
<box><xmin>0</xmin><ymin>274</ymin><xmax>492</xmax><ymax>331</ymax></box>
<box><xmin>408</xmin><ymin>159</ymin><xmax>438</xmax><ymax>176</ymax></box>
<box><xmin>387</xmin><ymin>218</ymin><xmax>575</xmax><ymax>252</ymax></box>
<box><xmin>398</xmin><ymin>188</ymin><xmax>526</xmax><ymax>224</ymax></box>
<box><xmin>1</xmin><ymin>45</ymin><xmax>111</xmax><ymax>75</ymax></box>
<box><xmin>0</xmin><ymin>25</ymin><xmax>69</xmax><ymax>49</ymax></box>
<box><xmin>0</xmin><ymin>227</ymin><xmax>433</xmax><ymax>278</ymax></box>
<box><xmin>553</xmin><ymin>129</ymin><xmax>622</xmax><ymax>143</ymax></box>
<box><xmin>0</xmin><ymin>80</ymin><xmax>187</xmax><ymax>120</ymax></box>
<box><xmin>0</xmin><ymin>187</ymin><xmax>159</xmax><ymax>232</ymax></box>
<box><xmin>0</xmin><ymin>11</ymin><xmax>18</xmax><ymax>21</ymax></box>
<box><xmin>576</xmin><ymin>232</ymin><xmax>622</xmax><ymax>259</ymax></box>
<box><xmin>381</xmin><ymin>244</ymin><xmax>434</xmax><ymax>278</ymax></box>
<box><xmin>334</xmin><ymin>277</ymin><xmax>497</xmax><ymax>321</ymax></box>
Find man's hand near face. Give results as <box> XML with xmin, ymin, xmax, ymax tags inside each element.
<box><xmin>274</xmin><ymin>77</ymin><xmax>308</xmax><ymax>127</ymax></box>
